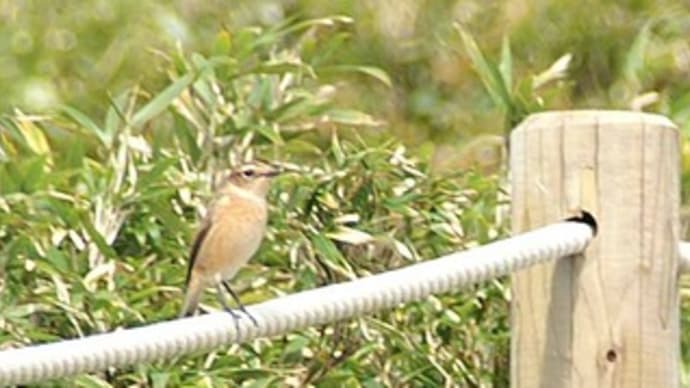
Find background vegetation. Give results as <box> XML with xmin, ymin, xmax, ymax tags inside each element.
<box><xmin>0</xmin><ymin>0</ymin><xmax>689</xmax><ymax>386</ymax></box>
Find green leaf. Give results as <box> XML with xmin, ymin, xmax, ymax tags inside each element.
<box><xmin>623</xmin><ymin>20</ymin><xmax>653</xmax><ymax>84</ymax></box>
<box><xmin>20</xmin><ymin>155</ymin><xmax>48</xmax><ymax>192</ymax></box>
<box><xmin>74</xmin><ymin>374</ymin><xmax>114</xmax><ymax>388</ymax></box>
<box><xmin>132</xmin><ymin>186</ymin><xmax>176</xmax><ymax>204</ymax></box>
<box><xmin>131</xmin><ymin>73</ymin><xmax>196</xmax><ymax>128</ymax></box>
<box><xmin>382</xmin><ymin>192</ymin><xmax>420</xmax><ymax>212</ymax></box>
<box><xmin>256</xmin><ymin>125</ymin><xmax>284</xmax><ymax>144</ymax></box>
<box><xmin>253</xmin><ymin>60</ymin><xmax>316</xmax><ymax>78</ymax></box>
<box><xmin>318</xmin><ymin>374</ymin><xmax>360</xmax><ymax>388</ymax></box>
<box><xmin>105</xmin><ymin>90</ymin><xmax>129</xmax><ymax>143</ymax></box>
<box><xmin>43</xmin><ymin>196</ymin><xmax>81</xmax><ymax>226</ymax></box>
<box><xmin>46</xmin><ymin>247</ymin><xmax>70</xmax><ymax>274</ymax></box>
<box><xmin>321</xmin><ymin>109</ymin><xmax>383</xmax><ymax>127</ymax></box>
<box><xmin>212</xmin><ymin>30</ymin><xmax>232</xmax><ymax>55</ymax></box>
<box><xmin>61</xmin><ymin>136</ymin><xmax>86</xmax><ymax>169</ymax></box>
<box><xmin>0</xmin><ymin>164</ymin><xmax>18</xmax><ymax>193</ymax></box>
<box><xmin>0</xmin><ymin>118</ymin><xmax>27</xmax><ymax>154</ymax></box>
<box><xmin>1</xmin><ymin>156</ymin><xmax>51</xmax><ymax>193</ymax></box>
<box><xmin>150</xmin><ymin>372</ymin><xmax>170</xmax><ymax>388</ymax></box>
<box><xmin>233</xmin><ymin>26</ymin><xmax>262</xmax><ymax>59</ymax></box>
<box><xmin>15</xmin><ymin>116</ymin><xmax>51</xmax><ymax>155</ymax></box>
<box><xmin>247</xmin><ymin>77</ymin><xmax>274</xmax><ymax>111</ymax></box>
<box><xmin>331</xmin><ymin>129</ymin><xmax>345</xmax><ymax>165</ymax></box>
<box><xmin>253</xmin><ymin>15</ymin><xmax>353</xmax><ymax>49</ymax></box>
<box><xmin>145</xmin><ymin>196</ymin><xmax>185</xmax><ymax>231</ymax></box>
<box><xmin>191</xmin><ymin>76</ymin><xmax>215</xmax><ymax>107</ymax></box>
<box><xmin>455</xmin><ymin>24</ymin><xmax>513</xmax><ymax>112</ymax></box>
<box><xmin>277</xmin><ymin>15</ymin><xmax>353</xmax><ymax>37</ymax></box>
<box><xmin>138</xmin><ymin>158</ymin><xmax>178</xmax><ymax>189</ymax></box>
<box><xmin>60</xmin><ymin>105</ymin><xmax>110</xmax><ymax>147</ymax></box>
<box><xmin>311</xmin><ymin>233</ymin><xmax>346</xmax><ymax>263</ymax></box>
<box><xmin>3</xmin><ymin>303</ymin><xmax>47</xmax><ymax>319</ymax></box>
<box><xmin>319</xmin><ymin>65</ymin><xmax>392</xmax><ymax>88</ymax></box>
<box><xmin>282</xmin><ymin>334</ymin><xmax>310</xmax><ymax>358</ymax></box>
<box><xmin>498</xmin><ymin>36</ymin><xmax>512</xmax><ymax>92</ymax></box>
<box><xmin>80</xmin><ymin>215</ymin><xmax>117</xmax><ymax>259</ymax></box>
<box><xmin>172</xmin><ymin>113</ymin><xmax>201</xmax><ymax>163</ymax></box>
<box><xmin>280</xmin><ymin>139</ymin><xmax>323</xmax><ymax>156</ymax></box>
<box><xmin>269</xmin><ymin>96</ymin><xmax>328</xmax><ymax>123</ymax></box>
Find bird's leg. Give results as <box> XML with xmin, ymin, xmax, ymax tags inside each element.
<box><xmin>215</xmin><ymin>283</ymin><xmax>242</xmax><ymax>332</ymax></box>
<box><xmin>222</xmin><ymin>280</ymin><xmax>258</xmax><ymax>327</ymax></box>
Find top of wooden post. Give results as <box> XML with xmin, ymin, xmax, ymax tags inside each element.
<box><xmin>515</xmin><ymin>110</ymin><xmax>676</xmax><ymax>132</ymax></box>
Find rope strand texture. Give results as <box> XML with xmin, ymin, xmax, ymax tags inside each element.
<box><xmin>0</xmin><ymin>221</ymin><xmax>594</xmax><ymax>385</ymax></box>
<box><xmin>679</xmin><ymin>242</ymin><xmax>690</xmax><ymax>273</ymax></box>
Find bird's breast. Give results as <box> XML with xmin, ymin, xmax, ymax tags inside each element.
<box><xmin>207</xmin><ymin>196</ymin><xmax>268</xmax><ymax>279</ymax></box>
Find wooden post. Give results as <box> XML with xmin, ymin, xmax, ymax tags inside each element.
<box><xmin>510</xmin><ymin>111</ymin><xmax>681</xmax><ymax>387</ymax></box>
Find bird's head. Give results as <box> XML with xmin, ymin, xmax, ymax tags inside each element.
<box><xmin>223</xmin><ymin>162</ymin><xmax>281</xmax><ymax>198</ymax></box>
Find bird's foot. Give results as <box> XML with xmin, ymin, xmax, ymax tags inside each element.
<box><xmin>223</xmin><ymin>306</ymin><xmax>258</xmax><ymax>328</ymax></box>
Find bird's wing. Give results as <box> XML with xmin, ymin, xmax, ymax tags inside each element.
<box><xmin>184</xmin><ymin>214</ymin><xmax>212</xmax><ymax>287</ymax></box>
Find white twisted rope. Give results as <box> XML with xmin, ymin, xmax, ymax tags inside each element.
<box><xmin>0</xmin><ymin>221</ymin><xmax>594</xmax><ymax>385</ymax></box>
<box><xmin>679</xmin><ymin>242</ymin><xmax>690</xmax><ymax>273</ymax></box>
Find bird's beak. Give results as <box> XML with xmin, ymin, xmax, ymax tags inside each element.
<box><xmin>264</xmin><ymin>169</ymin><xmax>281</xmax><ymax>178</ymax></box>
<box><xmin>260</xmin><ymin>164</ymin><xmax>283</xmax><ymax>178</ymax></box>
<box><xmin>270</xmin><ymin>162</ymin><xmax>302</xmax><ymax>176</ymax></box>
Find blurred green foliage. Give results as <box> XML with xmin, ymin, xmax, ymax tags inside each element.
<box><xmin>0</xmin><ymin>0</ymin><xmax>689</xmax><ymax>386</ymax></box>
<box><xmin>0</xmin><ymin>12</ymin><xmax>510</xmax><ymax>386</ymax></box>
<box><xmin>2</xmin><ymin>0</ymin><xmax>690</xmax><ymax>171</ymax></box>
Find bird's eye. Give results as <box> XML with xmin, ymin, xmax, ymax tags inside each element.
<box><xmin>241</xmin><ymin>168</ymin><xmax>255</xmax><ymax>178</ymax></box>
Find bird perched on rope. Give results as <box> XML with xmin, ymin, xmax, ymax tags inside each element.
<box><xmin>179</xmin><ymin>162</ymin><xmax>281</xmax><ymax>324</ymax></box>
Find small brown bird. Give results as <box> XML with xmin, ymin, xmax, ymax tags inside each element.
<box><xmin>179</xmin><ymin>162</ymin><xmax>280</xmax><ymax>323</ymax></box>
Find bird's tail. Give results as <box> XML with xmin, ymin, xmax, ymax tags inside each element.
<box><xmin>179</xmin><ymin>274</ymin><xmax>203</xmax><ymax>318</ymax></box>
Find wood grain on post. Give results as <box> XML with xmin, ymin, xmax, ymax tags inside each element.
<box><xmin>510</xmin><ymin>111</ymin><xmax>680</xmax><ymax>387</ymax></box>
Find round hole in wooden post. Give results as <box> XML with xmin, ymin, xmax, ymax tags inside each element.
<box><xmin>605</xmin><ymin>349</ymin><xmax>617</xmax><ymax>363</ymax></box>
<box><xmin>509</xmin><ymin>110</ymin><xmax>680</xmax><ymax>387</ymax></box>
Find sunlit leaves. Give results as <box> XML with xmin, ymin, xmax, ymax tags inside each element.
<box><xmin>455</xmin><ymin>24</ymin><xmax>572</xmax><ymax>131</ymax></box>
<box><xmin>131</xmin><ymin>73</ymin><xmax>197</xmax><ymax>128</ymax></box>
<box><xmin>0</xmin><ymin>14</ymin><xmax>512</xmax><ymax>388</ymax></box>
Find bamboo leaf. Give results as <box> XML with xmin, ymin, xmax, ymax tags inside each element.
<box><xmin>498</xmin><ymin>36</ymin><xmax>512</xmax><ymax>92</ymax></box>
<box><xmin>455</xmin><ymin>24</ymin><xmax>513</xmax><ymax>111</ymax></box>
<box><xmin>321</xmin><ymin>109</ymin><xmax>384</xmax><ymax>127</ymax></box>
<box><xmin>15</xmin><ymin>115</ymin><xmax>51</xmax><ymax>155</ymax></box>
<box><xmin>319</xmin><ymin>65</ymin><xmax>392</xmax><ymax>88</ymax></box>
<box><xmin>623</xmin><ymin>20</ymin><xmax>653</xmax><ymax>83</ymax></box>
<box><xmin>326</xmin><ymin>226</ymin><xmax>374</xmax><ymax>245</ymax></box>
<box><xmin>60</xmin><ymin>105</ymin><xmax>110</xmax><ymax>147</ymax></box>
<box><xmin>138</xmin><ymin>157</ymin><xmax>178</xmax><ymax>189</ymax></box>
<box><xmin>131</xmin><ymin>73</ymin><xmax>196</xmax><ymax>128</ymax></box>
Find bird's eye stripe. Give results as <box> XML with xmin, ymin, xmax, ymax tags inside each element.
<box><xmin>227</xmin><ymin>165</ymin><xmax>278</xmax><ymax>179</ymax></box>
